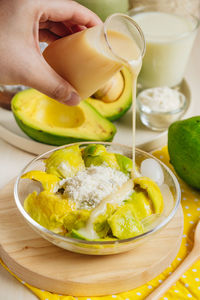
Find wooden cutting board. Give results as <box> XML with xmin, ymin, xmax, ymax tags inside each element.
<box><xmin>0</xmin><ymin>180</ymin><xmax>183</xmax><ymax>297</ymax></box>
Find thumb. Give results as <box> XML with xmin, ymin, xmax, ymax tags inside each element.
<box><xmin>21</xmin><ymin>53</ymin><xmax>80</xmax><ymax>106</ymax></box>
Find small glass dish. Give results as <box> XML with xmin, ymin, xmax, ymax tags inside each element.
<box><xmin>14</xmin><ymin>142</ymin><xmax>181</xmax><ymax>255</ymax></box>
<box><xmin>137</xmin><ymin>86</ymin><xmax>188</xmax><ymax>131</ymax></box>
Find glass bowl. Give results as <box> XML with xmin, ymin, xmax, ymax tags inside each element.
<box><xmin>14</xmin><ymin>142</ymin><xmax>181</xmax><ymax>255</ymax></box>
<box><xmin>137</xmin><ymin>88</ymin><xmax>188</xmax><ymax>131</ymax></box>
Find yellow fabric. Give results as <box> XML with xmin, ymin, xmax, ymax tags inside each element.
<box><xmin>1</xmin><ymin>147</ymin><xmax>200</xmax><ymax>300</ymax></box>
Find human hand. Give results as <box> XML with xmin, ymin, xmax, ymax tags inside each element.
<box><xmin>0</xmin><ymin>0</ymin><xmax>101</xmax><ymax>105</ymax></box>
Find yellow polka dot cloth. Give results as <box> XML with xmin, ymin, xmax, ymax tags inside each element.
<box><xmin>1</xmin><ymin>147</ymin><xmax>200</xmax><ymax>300</ymax></box>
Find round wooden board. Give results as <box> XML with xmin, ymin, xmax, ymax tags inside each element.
<box><xmin>0</xmin><ymin>180</ymin><xmax>184</xmax><ymax>297</ymax></box>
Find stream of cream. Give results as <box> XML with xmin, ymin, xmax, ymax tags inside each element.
<box><xmin>78</xmin><ymin>31</ymin><xmax>142</xmax><ymax>239</ymax></box>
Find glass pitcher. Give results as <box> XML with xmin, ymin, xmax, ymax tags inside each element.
<box><xmin>43</xmin><ymin>13</ymin><xmax>145</xmax><ymax>100</ymax></box>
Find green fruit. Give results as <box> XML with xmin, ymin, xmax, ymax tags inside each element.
<box><xmin>86</xmin><ymin>68</ymin><xmax>132</xmax><ymax>121</ymax></box>
<box><xmin>11</xmin><ymin>89</ymin><xmax>116</xmax><ymax>146</ymax></box>
<box><xmin>75</xmin><ymin>0</ymin><xmax>129</xmax><ymax>21</ymax></box>
<box><xmin>168</xmin><ymin>116</ymin><xmax>200</xmax><ymax>189</ymax></box>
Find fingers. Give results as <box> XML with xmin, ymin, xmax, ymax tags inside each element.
<box><xmin>21</xmin><ymin>53</ymin><xmax>80</xmax><ymax>106</ymax></box>
<box><xmin>40</xmin><ymin>0</ymin><xmax>102</xmax><ymax>27</ymax></box>
<box><xmin>39</xmin><ymin>21</ymin><xmax>70</xmax><ymax>37</ymax></box>
<box><xmin>39</xmin><ymin>29</ymin><xmax>58</xmax><ymax>44</ymax></box>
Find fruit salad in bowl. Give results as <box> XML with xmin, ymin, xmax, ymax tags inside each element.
<box><xmin>14</xmin><ymin>142</ymin><xmax>180</xmax><ymax>255</ymax></box>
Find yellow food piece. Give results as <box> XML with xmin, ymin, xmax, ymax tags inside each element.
<box><xmin>45</xmin><ymin>145</ymin><xmax>85</xmax><ymax>178</ymax></box>
<box><xmin>22</xmin><ymin>170</ymin><xmax>60</xmax><ymax>193</ymax></box>
<box><xmin>127</xmin><ymin>191</ymin><xmax>152</xmax><ymax>220</ymax></box>
<box><xmin>24</xmin><ymin>191</ymin><xmax>73</xmax><ymax>234</ymax></box>
<box><xmin>82</xmin><ymin>144</ymin><xmax>119</xmax><ymax>169</ymax></box>
<box><xmin>63</xmin><ymin>210</ymin><xmax>90</xmax><ymax>232</ymax></box>
<box><xmin>94</xmin><ymin>203</ymin><xmax>116</xmax><ymax>238</ymax></box>
<box><xmin>108</xmin><ymin>204</ymin><xmax>144</xmax><ymax>239</ymax></box>
<box><xmin>134</xmin><ymin>177</ymin><xmax>164</xmax><ymax>214</ymax></box>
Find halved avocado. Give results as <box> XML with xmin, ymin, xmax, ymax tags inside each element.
<box><xmin>11</xmin><ymin>89</ymin><xmax>116</xmax><ymax>146</ymax></box>
<box><xmin>86</xmin><ymin>68</ymin><xmax>132</xmax><ymax>121</ymax></box>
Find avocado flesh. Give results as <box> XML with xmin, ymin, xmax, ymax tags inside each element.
<box><xmin>82</xmin><ymin>144</ymin><xmax>119</xmax><ymax>169</ymax></box>
<box><xmin>45</xmin><ymin>145</ymin><xmax>85</xmax><ymax>179</ymax></box>
<box><xmin>11</xmin><ymin>89</ymin><xmax>116</xmax><ymax>146</ymax></box>
<box><xmin>86</xmin><ymin>68</ymin><xmax>132</xmax><ymax>121</ymax></box>
<box><xmin>126</xmin><ymin>191</ymin><xmax>152</xmax><ymax>221</ymax></box>
<box><xmin>82</xmin><ymin>144</ymin><xmax>133</xmax><ymax>176</ymax></box>
<box><xmin>108</xmin><ymin>204</ymin><xmax>144</xmax><ymax>239</ymax></box>
<box><xmin>134</xmin><ymin>177</ymin><xmax>164</xmax><ymax>214</ymax></box>
<box><xmin>24</xmin><ymin>190</ymin><xmax>71</xmax><ymax>234</ymax></box>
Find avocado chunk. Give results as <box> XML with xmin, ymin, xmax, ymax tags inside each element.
<box><xmin>126</xmin><ymin>191</ymin><xmax>152</xmax><ymax>221</ymax></box>
<box><xmin>63</xmin><ymin>210</ymin><xmax>90</xmax><ymax>232</ymax></box>
<box><xmin>11</xmin><ymin>89</ymin><xmax>116</xmax><ymax>146</ymax></box>
<box><xmin>82</xmin><ymin>144</ymin><xmax>119</xmax><ymax>169</ymax></box>
<box><xmin>115</xmin><ymin>153</ymin><xmax>132</xmax><ymax>176</ymax></box>
<box><xmin>93</xmin><ymin>203</ymin><xmax>116</xmax><ymax>238</ymax></box>
<box><xmin>24</xmin><ymin>190</ymin><xmax>72</xmax><ymax>234</ymax></box>
<box><xmin>82</xmin><ymin>144</ymin><xmax>132</xmax><ymax>176</ymax></box>
<box><xmin>45</xmin><ymin>145</ymin><xmax>85</xmax><ymax>179</ymax></box>
<box><xmin>134</xmin><ymin>177</ymin><xmax>164</xmax><ymax>214</ymax></box>
<box><xmin>86</xmin><ymin>68</ymin><xmax>132</xmax><ymax>121</ymax></box>
<box><xmin>22</xmin><ymin>170</ymin><xmax>60</xmax><ymax>193</ymax></box>
<box><xmin>71</xmin><ymin>229</ymin><xmax>89</xmax><ymax>240</ymax></box>
<box><xmin>168</xmin><ymin>116</ymin><xmax>200</xmax><ymax>189</ymax></box>
<box><xmin>108</xmin><ymin>204</ymin><xmax>144</xmax><ymax>239</ymax></box>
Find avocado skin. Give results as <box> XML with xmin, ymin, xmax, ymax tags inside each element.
<box><xmin>109</xmin><ymin>100</ymin><xmax>131</xmax><ymax>122</ymax></box>
<box><xmin>14</xmin><ymin>114</ymin><xmax>115</xmax><ymax>146</ymax></box>
<box><xmin>168</xmin><ymin>116</ymin><xmax>200</xmax><ymax>189</ymax></box>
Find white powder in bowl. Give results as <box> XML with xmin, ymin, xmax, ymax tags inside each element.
<box><xmin>62</xmin><ymin>165</ymin><xmax>129</xmax><ymax>210</ymax></box>
<box><xmin>138</xmin><ymin>86</ymin><xmax>185</xmax><ymax>113</ymax></box>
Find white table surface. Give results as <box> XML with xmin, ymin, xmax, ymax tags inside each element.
<box><xmin>0</xmin><ymin>31</ymin><xmax>200</xmax><ymax>300</ymax></box>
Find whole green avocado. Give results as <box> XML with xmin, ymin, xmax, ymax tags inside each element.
<box><xmin>168</xmin><ymin>116</ymin><xmax>200</xmax><ymax>189</ymax></box>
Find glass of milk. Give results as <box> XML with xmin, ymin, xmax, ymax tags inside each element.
<box><xmin>129</xmin><ymin>4</ymin><xmax>199</xmax><ymax>89</ymax></box>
